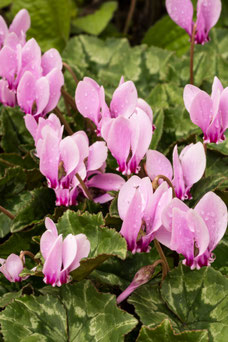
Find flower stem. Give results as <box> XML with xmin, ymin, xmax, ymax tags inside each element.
<box><xmin>0</xmin><ymin>205</ymin><xmax>15</xmax><ymax>220</ymax></box>
<box><xmin>190</xmin><ymin>23</ymin><xmax>197</xmax><ymax>85</ymax></box>
<box><xmin>62</xmin><ymin>62</ymin><xmax>78</xmax><ymax>85</ymax></box>
<box><xmin>61</xmin><ymin>88</ymin><xmax>77</xmax><ymax>111</ymax></box>
<box><xmin>154</xmin><ymin>239</ymin><xmax>170</xmax><ymax>273</ymax></box>
<box><xmin>123</xmin><ymin>0</ymin><xmax>137</xmax><ymax>35</ymax></box>
<box><xmin>19</xmin><ymin>251</ymin><xmax>40</xmax><ymax>264</ymax></box>
<box><xmin>152</xmin><ymin>175</ymin><xmax>176</xmax><ymax>198</ymax></box>
<box><xmin>76</xmin><ymin>173</ymin><xmax>93</xmax><ymax>201</ymax></box>
<box><xmin>54</xmin><ymin>106</ymin><xmax>74</xmax><ymax>135</ymax></box>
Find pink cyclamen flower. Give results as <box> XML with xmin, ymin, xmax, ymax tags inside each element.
<box><xmin>155</xmin><ymin>192</ymin><xmax>227</xmax><ymax>269</ymax></box>
<box><xmin>0</xmin><ymin>254</ymin><xmax>24</xmax><ymax>282</ymax></box>
<box><xmin>25</xmin><ymin>113</ymin><xmax>124</xmax><ymax>205</ymax></box>
<box><xmin>0</xmin><ymin>27</ymin><xmax>64</xmax><ymax>115</ymax></box>
<box><xmin>41</xmin><ymin>217</ymin><xmax>90</xmax><ymax>286</ymax></box>
<box><xmin>184</xmin><ymin>77</ymin><xmax>228</xmax><ymax>143</ymax></box>
<box><xmin>0</xmin><ymin>9</ymin><xmax>30</xmax><ymax>48</ymax></box>
<box><xmin>146</xmin><ymin>142</ymin><xmax>206</xmax><ymax>200</ymax></box>
<box><xmin>76</xmin><ymin>77</ymin><xmax>153</xmax><ymax>174</ymax></box>
<box><xmin>166</xmin><ymin>0</ymin><xmax>221</xmax><ymax>44</ymax></box>
<box><xmin>118</xmin><ymin>176</ymin><xmax>173</xmax><ymax>253</ymax></box>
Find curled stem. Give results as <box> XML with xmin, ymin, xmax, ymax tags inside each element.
<box><xmin>76</xmin><ymin>173</ymin><xmax>93</xmax><ymax>201</ymax></box>
<box><xmin>61</xmin><ymin>88</ymin><xmax>77</xmax><ymax>111</ymax></box>
<box><xmin>62</xmin><ymin>62</ymin><xmax>79</xmax><ymax>85</ymax></box>
<box><xmin>152</xmin><ymin>175</ymin><xmax>176</xmax><ymax>198</ymax></box>
<box><xmin>0</xmin><ymin>205</ymin><xmax>15</xmax><ymax>220</ymax></box>
<box><xmin>54</xmin><ymin>106</ymin><xmax>74</xmax><ymax>135</ymax></box>
<box><xmin>20</xmin><ymin>251</ymin><xmax>40</xmax><ymax>264</ymax></box>
<box><xmin>190</xmin><ymin>23</ymin><xmax>197</xmax><ymax>85</ymax></box>
<box><xmin>123</xmin><ymin>0</ymin><xmax>137</xmax><ymax>35</ymax></box>
<box><xmin>154</xmin><ymin>239</ymin><xmax>170</xmax><ymax>274</ymax></box>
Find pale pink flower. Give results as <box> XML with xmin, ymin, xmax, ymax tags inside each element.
<box><xmin>41</xmin><ymin>218</ymin><xmax>90</xmax><ymax>286</ymax></box>
<box><xmin>166</xmin><ymin>0</ymin><xmax>221</xmax><ymax>44</ymax></box>
<box><xmin>184</xmin><ymin>77</ymin><xmax>228</xmax><ymax>143</ymax></box>
<box><xmin>146</xmin><ymin>142</ymin><xmax>206</xmax><ymax>200</ymax></box>
<box><xmin>155</xmin><ymin>192</ymin><xmax>227</xmax><ymax>269</ymax></box>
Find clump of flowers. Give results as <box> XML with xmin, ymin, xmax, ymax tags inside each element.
<box><xmin>0</xmin><ymin>10</ymin><xmax>63</xmax><ymax>117</ymax></box>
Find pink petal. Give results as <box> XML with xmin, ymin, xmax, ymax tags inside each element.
<box><xmin>93</xmin><ymin>193</ymin><xmax>114</xmax><ymax>203</ymax></box>
<box><xmin>187</xmin><ymin>209</ymin><xmax>209</xmax><ymax>258</ymax></box>
<box><xmin>75</xmin><ymin>77</ymin><xmax>101</xmax><ymax>124</ymax></box>
<box><xmin>189</xmin><ymin>90</ymin><xmax>213</xmax><ymax>135</ymax></box>
<box><xmin>87</xmin><ymin>173</ymin><xmax>125</xmax><ymax>191</ymax></box>
<box><xmin>183</xmin><ymin>84</ymin><xmax>201</xmax><ymax>112</ymax></box>
<box><xmin>39</xmin><ymin>131</ymin><xmax>59</xmax><ymax>187</ymax></box>
<box><xmin>161</xmin><ymin>197</ymin><xmax>189</xmax><ymax>232</ymax></box>
<box><xmin>129</xmin><ymin>108</ymin><xmax>153</xmax><ymax>173</ymax></box>
<box><xmin>40</xmin><ymin>230</ymin><xmax>58</xmax><ymax>260</ymax></box>
<box><xmin>0</xmin><ymin>16</ymin><xmax>8</xmax><ymax>47</ymax></box>
<box><xmin>43</xmin><ymin>235</ymin><xmax>63</xmax><ymax>286</ymax></box>
<box><xmin>152</xmin><ymin>188</ymin><xmax>173</xmax><ymax>233</ymax></box>
<box><xmin>22</xmin><ymin>38</ymin><xmax>41</xmax><ymax>68</ymax></box>
<box><xmin>194</xmin><ymin>192</ymin><xmax>228</xmax><ymax>251</ymax></box>
<box><xmin>87</xmin><ymin>141</ymin><xmax>107</xmax><ymax>172</ymax></box>
<box><xmin>172</xmin><ymin>145</ymin><xmax>185</xmax><ymax>199</ymax></box>
<box><xmin>45</xmin><ymin>217</ymin><xmax>58</xmax><ymax>235</ymax></box>
<box><xmin>59</xmin><ymin>137</ymin><xmax>80</xmax><ymax>176</ymax></box>
<box><xmin>68</xmin><ymin>234</ymin><xmax>90</xmax><ymax>272</ymax></box>
<box><xmin>211</xmin><ymin>76</ymin><xmax>223</xmax><ymax>102</ymax></box>
<box><xmin>17</xmin><ymin>71</ymin><xmax>36</xmax><ymax>114</ymax></box>
<box><xmin>106</xmin><ymin>116</ymin><xmax>131</xmax><ymax>173</ymax></box>
<box><xmin>146</xmin><ymin>150</ymin><xmax>173</xmax><ymax>181</ymax></box>
<box><xmin>35</xmin><ymin>77</ymin><xmax>50</xmax><ymax>115</ymax></box>
<box><xmin>170</xmin><ymin>208</ymin><xmax>195</xmax><ymax>261</ymax></box>
<box><xmin>0</xmin><ymin>45</ymin><xmax>17</xmax><ymax>85</ymax></box>
<box><xmin>219</xmin><ymin>87</ymin><xmax>228</xmax><ymax>132</ymax></box>
<box><xmin>43</xmin><ymin>68</ymin><xmax>64</xmax><ymax>114</ymax></box>
<box><xmin>180</xmin><ymin>142</ymin><xmax>206</xmax><ymax>187</ymax></box>
<box><xmin>41</xmin><ymin>49</ymin><xmax>62</xmax><ymax>75</ymax></box>
<box><xmin>110</xmin><ymin>81</ymin><xmax>137</xmax><ymax>118</ymax></box>
<box><xmin>197</xmin><ymin>0</ymin><xmax>221</xmax><ymax>33</ymax></box>
<box><xmin>118</xmin><ymin>175</ymin><xmax>142</xmax><ymax>220</ymax></box>
<box><xmin>5</xmin><ymin>254</ymin><xmax>23</xmax><ymax>282</ymax></box>
<box><xmin>120</xmin><ymin>188</ymin><xmax>143</xmax><ymax>253</ymax></box>
<box><xmin>71</xmin><ymin>131</ymin><xmax>89</xmax><ymax>165</ymax></box>
<box><xmin>137</xmin><ymin>98</ymin><xmax>153</xmax><ymax>122</ymax></box>
<box><xmin>154</xmin><ymin>225</ymin><xmax>172</xmax><ymax>249</ymax></box>
<box><xmin>24</xmin><ymin>115</ymin><xmax>37</xmax><ymax>140</ymax></box>
<box><xmin>166</xmin><ymin>0</ymin><xmax>193</xmax><ymax>36</ymax></box>
<box><xmin>62</xmin><ymin>234</ymin><xmax>77</xmax><ymax>271</ymax></box>
<box><xmin>9</xmin><ymin>9</ymin><xmax>30</xmax><ymax>36</ymax></box>
<box><xmin>0</xmin><ymin>79</ymin><xmax>16</xmax><ymax>106</ymax></box>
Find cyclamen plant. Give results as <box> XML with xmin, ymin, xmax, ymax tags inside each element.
<box><xmin>0</xmin><ymin>7</ymin><xmax>227</xmax><ymax>339</ymax></box>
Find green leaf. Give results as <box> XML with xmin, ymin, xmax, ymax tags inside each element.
<box><xmin>0</xmin><ymin>224</ymin><xmax>43</xmax><ymax>259</ymax></box>
<box><xmin>143</xmin><ymin>15</ymin><xmax>190</xmax><ymax>57</ymax></box>
<box><xmin>0</xmin><ymin>0</ymin><xmax>12</xmax><ymax>8</ymax></box>
<box><xmin>10</xmin><ymin>188</ymin><xmax>56</xmax><ymax>233</ymax></box>
<box><xmin>130</xmin><ymin>265</ymin><xmax>228</xmax><ymax>342</ymax></box>
<box><xmin>11</xmin><ymin>0</ymin><xmax>71</xmax><ymax>51</ymax></box>
<box><xmin>213</xmin><ymin>232</ymin><xmax>228</xmax><ymax>275</ymax></box>
<box><xmin>0</xmin><ymin>106</ymin><xmax>33</xmax><ymax>153</ymax></box>
<box><xmin>0</xmin><ymin>167</ymin><xmax>26</xmax><ymax>198</ymax></box>
<box><xmin>137</xmin><ymin>320</ymin><xmax>208</xmax><ymax>342</ymax></box>
<box><xmin>73</xmin><ymin>1</ymin><xmax>118</xmax><ymax>36</ymax></box>
<box><xmin>208</xmin><ymin>132</ymin><xmax>228</xmax><ymax>156</ymax></box>
<box><xmin>0</xmin><ymin>191</ymin><xmax>32</xmax><ymax>238</ymax></box>
<box><xmin>0</xmin><ymin>280</ymin><xmax>137</xmax><ymax>341</ymax></box>
<box><xmin>0</xmin><ymin>290</ymin><xmax>23</xmax><ymax>309</ymax></box>
<box><xmin>57</xmin><ymin>210</ymin><xmax>127</xmax><ymax>280</ymax></box>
